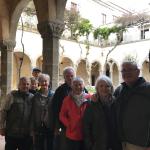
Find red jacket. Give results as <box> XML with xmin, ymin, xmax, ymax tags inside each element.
<box><xmin>59</xmin><ymin>94</ymin><xmax>90</xmax><ymax>141</ymax></box>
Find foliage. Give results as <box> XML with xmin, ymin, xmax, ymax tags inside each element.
<box><xmin>64</xmin><ymin>9</ymin><xmax>81</xmax><ymax>39</ymax></box>
<box><xmin>115</xmin><ymin>12</ymin><xmax>150</xmax><ymax>27</ymax></box>
<box><xmin>74</xmin><ymin>18</ymin><xmax>93</xmax><ymax>40</ymax></box>
<box><xmin>94</xmin><ymin>27</ymin><xmax>111</xmax><ymax>40</ymax></box>
<box><xmin>86</xmin><ymin>86</ymin><xmax>95</xmax><ymax>94</ymax></box>
<box><xmin>93</xmin><ymin>25</ymin><xmax>125</xmax><ymax>41</ymax></box>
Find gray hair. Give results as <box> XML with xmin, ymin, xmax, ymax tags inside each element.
<box><xmin>19</xmin><ymin>77</ymin><xmax>30</xmax><ymax>83</ymax></box>
<box><xmin>38</xmin><ymin>73</ymin><xmax>50</xmax><ymax>83</ymax></box>
<box><xmin>18</xmin><ymin>77</ymin><xmax>30</xmax><ymax>87</ymax></box>
<box><xmin>63</xmin><ymin>66</ymin><xmax>75</xmax><ymax>77</ymax></box>
<box><xmin>72</xmin><ymin>77</ymin><xmax>84</xmax><ymax>85</ymax></box>
<box><xmin>122</xmin><ymin>56</ymin><xmax>139</xmax><ymax>69</ymax></box>
<box><xmin>95</xmin><ymin>75</ymin><xmax>114</xmax><ymax>94</ymax></box>
<box><xmin>30</xmin><ymin>77</ymin><xmax>38</xmax><ymax>83</ymax></box>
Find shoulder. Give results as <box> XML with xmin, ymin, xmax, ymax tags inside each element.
<box><xmin>114</xmin><ymin>84</ymin><xmax>123</xmax><ymax>97</ymax></box>
<box><xmin>62</xmin><ymin>95</ymin><xmax>71</xmax><ymax>103</ymax></box>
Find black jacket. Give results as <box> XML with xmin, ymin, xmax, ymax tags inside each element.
<box><xmin>114</xmin><ymin>77</ymin><xmax>150</xmax><ymax>147</ymax></box>
<box><xmin>52</xmin><ymin>83</ymin><xmax>72</xmax><ymax>130</ymax></box>
<box><xmin>83</xmin><ymin>97</ymin><xmax>121</xmax><ymax>150</ymax></box>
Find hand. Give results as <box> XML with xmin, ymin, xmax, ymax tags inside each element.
<box><xmin>0</xmin><ymin>129</ymin><xmax>5</xmax><ymax>136</ymax></box>
<box><xmin>54</xmin><ymin>128</ymin><xmax>61</xmax><ymax>136</ymax></box>
<box><xmin>91</xmin><ymin>94</ymin><xmax>97</xmax><ymax>102</ymax></box>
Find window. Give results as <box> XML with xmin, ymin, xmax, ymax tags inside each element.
<box><xmin>102</xmin><ymin>13</ymin><xmax>106</xmax><ymax>25</ymax></box>
<box><xmin>141</xmin><ymin>29</ymin><xmax>149</xmax><ymax>39</ymax></box>
<box><xmin>113</xmin><ymin>15</ymin><xmax>117</xmax><ymax>21</ymax></box>
<box><xmin>71</xmin><ymin>2</ymin><xmax>77</xmax><ymax>12</ymax></box>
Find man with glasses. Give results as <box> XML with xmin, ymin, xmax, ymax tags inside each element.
<box><xmin>114</xmin><ymin>58</ymin><xmax>150</xmax><ymax>150</ymax></box>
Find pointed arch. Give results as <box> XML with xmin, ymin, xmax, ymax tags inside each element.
<box><xmin>13</xmin><ymin>51</ymin><xmax>32</xmax><ymax>89</ymax></box>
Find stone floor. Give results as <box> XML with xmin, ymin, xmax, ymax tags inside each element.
<box><xmin>0</xmin><ymin>135</ymin><xmax>5</xmax><ymax>150</ymax></box>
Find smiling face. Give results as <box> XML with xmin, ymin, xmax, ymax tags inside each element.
<box><xmin>72</xmin><ymin>80</ymin><xmax>84</xmax><ymax>95</ymax></box>
<box><xmin>38</xmin><ymin>74</ymin><xmax>50</xmax><ymax>91</ymax></box>
<box><xmin>97</xmin><ymin>80</ymin><xmax>111</xmax><ymax>97</ymax></box>
<box><xmin>18</xmin><ymin>77</ymin><xmax>30</xmax><ymax>93</ymax></box>
<box><xmin>121</xmin><ymin>62</ymin><xmax>140</xmax><ymax>86</ymax></box>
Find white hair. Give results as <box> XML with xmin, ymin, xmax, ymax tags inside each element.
<box><xmin>63</xmin><ymin>66</ymin><xmax>75</xmax><ymax>77</ymax></box>
<box><xmin>38</xmin><ymin>73</ymin><xmax>50</xmax><ymax>83</ymax></box>
<box><xmin>95</xmin><ymin>75</ymin><xmax>114</xmax><ymax>94</ymax></box>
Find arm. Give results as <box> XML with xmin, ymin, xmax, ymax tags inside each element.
<box><xmin>0</xmin><ymin>92</ymin><xmax>14</xmax><ymax>136</ymax></box>
<box><xmin>83</xmin><ymin>106</ymin><xmax>93</xmax><ymax>150</ymax></box>
<box><xmin>59</xmin><ymin>98</ymin><xmax>69</xmax><ymax>128</ymax></box>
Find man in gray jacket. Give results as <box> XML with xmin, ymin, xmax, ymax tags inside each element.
<box><xmin>0</xmin><ymin>77</ymin><xmax>34</xmax><ymax>150</ymax></box>
<box><xmin>114</xmin><ymin>58</ymin><xmax>150</xmax><ymax>150</ymax></box>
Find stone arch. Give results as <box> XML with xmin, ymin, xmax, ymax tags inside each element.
<box><xmin>13</xmin><ymin>51</ymin><xmax>32</xmax><ymax>89</ymax></box>
<box><xmin>0</xmin><ymin>0</ymin><xmax>9</xmax><ymax>39</ymax></box>
<box><xmin>105</xmin><ymin>63</ymin><xmax>111</xmax><ymax>77</ymax></box>
<box><xmin>36</xmin><ymin>56</ymin><xmax>43</xmax><ymax>70</ymax></box>
<box><xmin>91</xmin><ymin>61</ymin><xmax>100</xmax><ymax>86</ymax></box>
<box><xmin>112</xmin><ymin>63</ymin><xmax>119</xmax><ymax>88</ymax></box>
<box><xmin>76</xmin><ymin>59</ymin><xmax>89</xmax><ymax>86</ymax></box>
<box><xmin>59</xmin><ymin>57</ymin><xmax>74</xmax><ymax>85</ymax></box>
<box><xmin>10</xmin><ymin>0</ymin><xmax>31</xmax><ymax>40</ymax></box>
<box><xmin>142</xmin><ymin>60</ymin><xmax>150</xmax><ymax>82</ymax></box>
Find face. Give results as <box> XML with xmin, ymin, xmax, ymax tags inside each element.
<box><xmin>97</xmin><ymin>80</ymin><xmax>111</xmax><ymax>97</ymax></box>
<box><xmin>30</xmin><ymin>81</ymin><xmax>38</xmax><ymax>90</ymax></box>
<box><xmin>32</xmin><ymin>71</ymin><xmax>41</xmax><ymax>78</ymax></box>
<box><xmin>72</xmin><ymin>81</ymin><xmax>84</xmax><ymax>95</ymax></box>
<box><xmin>121</xmin><ymin>63</ymin><xmax>140</xmax><ymax>86</ymax></box>
<box><xmin>64</xmin><ymin>70</ymin><xmax>75</xmax><ymax>86</ymax></box>
<box><xmin>39</xmin><ymin>78</ymin><xmax>49</xmax><ymax>90</ymax></box>
<box><xmin>19</xmin><ymin>79</ymin><xmax>30</xmax><ymax>93</ymax></box>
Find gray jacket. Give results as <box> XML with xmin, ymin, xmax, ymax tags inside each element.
<box><xmin>0</xmin><ymin>90</ymin><xmax>33</xmax><ymax>137</ymax></box>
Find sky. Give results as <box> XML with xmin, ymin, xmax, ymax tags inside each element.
<box><xmin>107</xmin><ymin>0</ymin><xmax>150</xmax><ymax>13</ymax></box>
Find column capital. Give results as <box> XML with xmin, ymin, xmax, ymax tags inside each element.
<box><xmin>0</xmin><ymin>40</ymin><xmax>16</xmax><ymax>52</ymax></box>
<box><xmin>37</xmin><ymin>20</ymin><xmax>65</xmax><ymax>39</ymax></box>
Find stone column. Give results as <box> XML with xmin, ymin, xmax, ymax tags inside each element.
<box><xmin>0</xmin><ymin>40</ymin><xmax>15</xmax><ymax>98</ymax></box>
<box><xmin>37</xmin><ymin>20</ymin><xmax>64</xmax><ymax>90</ymax></box>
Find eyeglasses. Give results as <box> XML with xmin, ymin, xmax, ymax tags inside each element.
<box><xmin>121</xmin><ymin>69</ymin><xmax>137</xmax><ymax>73</ymax></box>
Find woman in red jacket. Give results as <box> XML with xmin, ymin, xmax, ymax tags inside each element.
<box><xmin>59</xmin><ymin>77</ymin><xmax>90</xmax><ymax>150</ymax></box>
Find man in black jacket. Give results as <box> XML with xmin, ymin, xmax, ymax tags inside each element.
<box><xmin>52</xmin><ymin>66</ymin><xmax>75</xmax><ymax>150</ymax></box>
<box><xmin>114</xmin><ymin>59</ymin><xmax>150</xmax><ymax>150</ymax></box>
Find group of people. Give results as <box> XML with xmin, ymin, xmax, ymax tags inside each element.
<box><xmin>0</xmin><ymin>58</ymin><xmax>150</xmax><ymax>150</ymax></box>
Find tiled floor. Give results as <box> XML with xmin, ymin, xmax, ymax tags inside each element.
<box><xmin>0</xmin><ymin>135</ymin><xmax>5</xmax><ymax>150</ymax></box>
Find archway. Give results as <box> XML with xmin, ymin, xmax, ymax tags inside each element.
<box><xmin>105</xmin><ymin>63</ymin><xmax>110</xmax><ymax>77</ymax></box>
<box><xmin>59</xmin><ymin>57</ymin><xmax>74</xmax><ymax>85</ymax></box>
<box><xmin>142</xmin><ymin>61</ymin><xmax>150</xmax><ymax>82</ymax></box>
<box><xmin>91</xmin><ymin>61</ymin><xmax>100</xmax><ymax>86</ymax></box>
<box><xmin>13</xmin><ymin>52</ymin><xmax>32</xmax><ymax>89</ymax></box>
<box><xmin>112</xmin><ymin>63</ymin><xmax>119</xmax><ymax>87</ymax></box>
<box><xmin>36</xmin><ymin>56</ymin><xmax>43</xmax><ymax>70</ymax></box>
<box><xmin>76</xmin><ymin>59</ymin><xmax>89</xmax><ymax>86</ymax></box>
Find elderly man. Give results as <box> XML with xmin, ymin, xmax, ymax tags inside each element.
<box><xmin>114</xmin><ymin>59</ymin><xmax>150</xmax><ymax>150</ymax></box>
<box><xmin>52</xmin><ymin>66</ymin><xmax>75</xmax><ymax>150</ymax></box>
<box><xmin>0</xmin><ymin>77</ymin><xmax>34</xmax><ymax>150</ymax></box>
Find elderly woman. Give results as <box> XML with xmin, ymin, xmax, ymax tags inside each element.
<box><xmin>83</xmin><ymin>75</ymin><xmax>121</xmax><ymax>150</ymax></box>
<box><xmin>30</xmin><ymin>73</ymin><xmax>54</xmax><ymax>150</ymax></box>
<box><xmin>59</xmin><ymin>77</ymin><xmax>90</xmax><ymax>150</ymax></box>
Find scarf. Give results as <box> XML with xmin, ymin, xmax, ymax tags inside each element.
<box><xmin>70</xmin><ymin>92</ymin><xmax>87</xmax><ymax>107</ymax></box>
